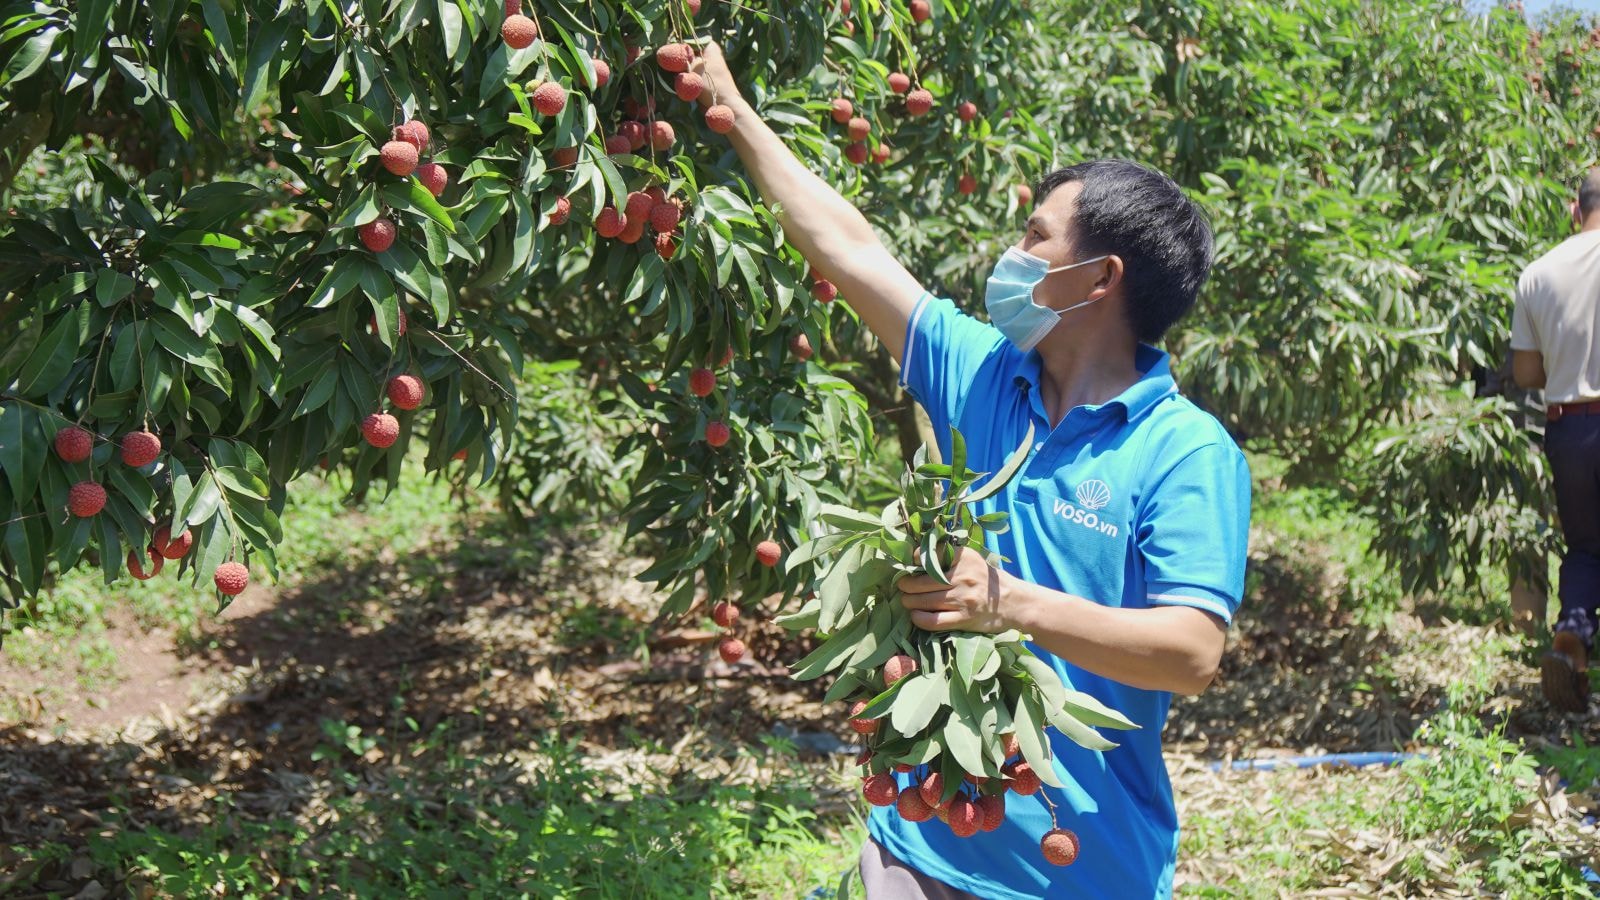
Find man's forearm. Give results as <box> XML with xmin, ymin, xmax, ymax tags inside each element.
<box><xmin>1002</xmin><ymin>580</ymin><xmax>1226</xmax><ymax>696</ymax></box>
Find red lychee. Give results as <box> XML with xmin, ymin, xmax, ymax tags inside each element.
<box><xmin>957</xmin><ymin>173</ymin><xmax>977</xmax><ymax>195</ymax></box>
<box><xmin>359</xmin><ymin>218</ymin><xmax>396</xmax><ymax>253</ymax></box>
<box><xmin>650</xmin><ymin>120</ymin><xmax>675</xmax><ymax>151</ymax></box>
<box><xmin>120</xmin><ymin>430</ymin><xmax>161</xmax><ymax>467</ymax></box>
<box><xmin>54</xmin><ymin>425</ymin><xmax>93</xmax><ymax>463</ymax></box>
<box><xmin>844</xmin><ymin>142</ymin><xmax>868</xmax><ymax>165</ymax></box>
<box><xmin>919</xmin><ymin>772</ymin><xmax>946</xmax><ymax>809</ymax></box>
<box><xmin>888</xmin><ymin>72</ymin><xmax>911</xmax><ymax>94</ymax></box>
<box><xmin>674</xmin><ymin>72</ymin><xmax>705</xmax><ymax>102</ymax></box>
<box><xmin>863</xmin><ymin>773</ymin><xmax>899</xmax><ymax>807</ymax></box>
<box><xmin>976</xmin><ymin>794</ymin><xmax>1006</xmax><ymax>832</ymax></box>
<box><xmin>812</xmin><ymin>279</ymin><xmax>837</xmax><ymax>303</ymax></box>
<box><xmin>705</xmin><ymin>420</ymin><xmax>731</xmax><ymax>447</ymax></box>
<box><xmin>872</xmin><ymin>143</ymin><xmax>891</xmax><ymax>164</ymax></box>
<box><xmin>705</xmin><ymin>105</ymin><xmax>736</xmax><ymax>134</ymax></box>
<box><xmin>687</xmin><ymin>0</ymin><xmax>702</xmax><ymax>14</ymax></box>
<box><xmin>361</xmin><ymin>412</ymin><xmax>400</xmax><ymax>448</ymax></box>
<box><xmin>846</xmin><ymin>116</ymin><xmax>871</xmax><ymax>141</ymax></box>
<box><xmin>755</xmin><ymin>540</ymin><xmax>782</xmax><ymax>567</ymax></box>
<box><xmin>502</xmin><ymin>14</ymin><xmax>538</xmax><ymax>49</ymax></box>
<box><xmin>590</xmin><ymin>57</ymin><xmax>611</xmax><ymax>87</ymax></box>
<box><xmin>1017</xmin><ymin>184</ymin><xmax>1033</xmax><ymax>205</ymax></box>
<box><xmin>394</xmin><ymin>120</ymin><xmax>429</xmax><ymax>152</ymax></box>
<box><xmin>625</xmin><ymin>42</ymin><xmax>642</xmax><ymax>66</ymax></box>
<box><xmin>718</xmin><ymin>346</ymin><xmax>736</xmax><ymax>367</ymax></box>
<box><xmin>910</xmin><ymin>0</ymin><xmax>931</xmax><ymax>21</ymax></box>
<box><xmin>688</xmin><ymin>367</ymin><xmax>715</xmax><ymax>397</ymax></box>
<box><xmin>948</xmin><ymin>796</ymin><xmax>981</xmax><ymax>838</ymax></box>
<box><xmin>1041</xmin><ymin>829</ymin><xmax>1080</xmax><ymax>866</ymax></box>
<box><xmin>368</xmin><ymin>308</ymin><xmax>408</xmax><ymax>336</ymax></box>
<box><xmin>214</xmin><ymin>561</ymin><xmax>250</xmax><ymax>596</ymax></box>
<box><xmin>718</xmin><ymin>636</ymin><xmax>746</xmax><ymax>664</ymax></box>
<box><xmin>897</xmin><ymin>787</ymin><xmax>935</xmax><ymax>822</ymax></box>
<box><xmin>552</xmin><ymin>146</ymin><xmax>580</xmax><ymax>168</ymax></box>
<box><xmin>533</xmin><ymin>81</ymin><xmax>567</xmax><ymax>115</ymax></box>
<box><xmin>712</xmin><ymin>600</ymin><xmax>740</xmax><ymax>628</ymax></box>
<box><xmin>128</xmin><ymin>546</ymin><xmax>164</xmax><ymax>581</ymax></box>
<box><xmin>416</xmin><ymin>162</ymin><xmax>448</xmax><ymax>197</ymax></box>
<box><xmin>651</xmin><ymin>202</ymin><xmax>682</xmax><ymax>233</ymax></box>
<box><xmin>906</xmin><ymin>88</ymin><xmax>934</xmax><ymax>116</ymax></box>
<box><xmin>549</xmin><ymin>195</ymin><xmax>572</xmax><ymax>225</ymax></box>
<box><xmin>789</xmin><ymin>333</ymin><xmax>813</xmax><ymax>361</ymax></box>
<box><xmin>153</xmin><ymin>522</ymin><xmax>193</xmax><ymax>559</ymax></box>
<box><xmin>618</xmin><ymin>218</ymin><xmax>646</xmax><ymax>244</ymax></box>
<box><xmin>655</xmin><ymin>233</ymin><xmax>678</xmax><ymax>260</ymax></box>
<box><xmin>657</xmin><ymin>43</ymin><xmax>693</xmax><ymax>73</ymax></box>
<box><xmin>625</xmin><ymin>190</ymin><xmax>655</xmax><ymax>223</ymax></box>
<box><xmin>67</xmin><ymin>482</ymin><xmax>106</xmax><ymax>517</ymax></box>
<box><xmin>832</xmin><ymin>98</ymin><xmax>854</xmax><ymax>124</ymax></box>
<box><xmin>894</xmin><ymin>762</ymin><xmax>915</xmax><ymax>774</ymax></box>
<box><xmin>1003</xmin><ymin>760</ymin><xmax>1041</xmax><ymax>796</ymax></box>
<box><xmin>619</xmin><ymin>120</ymin><xmax>648</xmax><ymax>151</ymax></box>
<box><xmin>605</xmin><ymin>133</ymin><xmax>632</xmax><ymax>156</ymax></box>
<box><xmin>452</xmin><ymin>448</ymin><xmax>469</xmax><ymax>460</ymax></box>
<box><xmin>387</xmin><ymin>374</ymin><xmax>425</xmax><ymax>410</ymax></box>
<box><xmin>957</xmin><ymin>101</ymin><xmax>978</xmax><ymax>121</ymax></box>
<box><xmin>848</xmin><ymin>699</ymin><xmax>878</xmax><ymax>735</ymax></box>
<box><xmin>595</xmin><ymin>207</ymin><xmax>627</xmax><ymax>238</ymax></box>
<box><xmin>883</xmin><ymin>653</ymin><xmax>917</xmax><ymax>686</ymax></box>
<box><xmin>380</xmin><ymin>140</ymin><xmax>419</xmax><ymax>177</ymax></box>
<box><xmin>1001</xmin><ymin>732</ymin><xmax>1021</xmax><ymax>758</ymax></box>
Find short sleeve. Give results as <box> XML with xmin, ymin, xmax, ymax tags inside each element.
<box><xmin>1510</xmin><ymin>274</ymin><xmax>1541</xmax><ymax>352</ymax></box>
<box><xmin>1137</xmin><ymin>440</ymin><xmax>1252</xmax><ymax>625</ymax></box>
<box><xmin>897</xmin><ymin>293</ymin><xmax>1007</xmax><ymax>436</ymax></box>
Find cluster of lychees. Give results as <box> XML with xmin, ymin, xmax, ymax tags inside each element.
<box><xmin>52</xmin><ymin>423</ymin><xmax>246</xmax><ymax>595</ymax></box>
<box><xmin>357</xmin><ymin>119</ymin><xmax>440</xmax><ymax>254</ymax></box>
<box><xmin>850</xmin><ymin>653</ymin><xmax>1080</xmax><ymax>866</ymax></box>
<box><xmin>706</xmin><ymin>539</ymin><xmax>782</xmax><ymax>664</ymax></box>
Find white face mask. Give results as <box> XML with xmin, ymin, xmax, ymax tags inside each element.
<box><xmin>983</xmin><ymin>247</ymin><xmax>1110</xmax><ymax>351</ymax></box>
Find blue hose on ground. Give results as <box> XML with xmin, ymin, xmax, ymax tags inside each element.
<box><xmin>1207</xmin><ymin>751</ymin><xmax>1427</xmax><ymax>772</ymax></box>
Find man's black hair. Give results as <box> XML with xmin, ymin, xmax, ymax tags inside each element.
<box><xmin>1034</xmin><ymin>160</ymin><xmax>1214</xmax><ymax>344</ymax></box>
<box><xmin>1578</xmin><ymin>168</ymin><xmax>1600</xmax><ymax>218</ymax></box>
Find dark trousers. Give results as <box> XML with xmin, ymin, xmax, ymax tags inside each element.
<box><xmin>1547</xmin><ymin>414</ymin><xmax>1600</xmax><ymax>649</ymax></box>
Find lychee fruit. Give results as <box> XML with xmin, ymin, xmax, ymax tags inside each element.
<box><xmin>625</xmin><ymin>42</ymin><xmax>642</xmax><ymax>66</ymax></box>
<box><xmin>976</xmin><ymin>794</ymin><xmax>1006</xmax><ymax>832</ymax></box>
<box><xmin>359</xmin><ymin>217</ymin><xmax>396</xmax><ymax>253</ymax></box>
<box><xmin>755</xmin><ymin>540</ymin><xmax>782</xmax><ymax>567</ymax></box>
<box><xmin>380</xmin><ymin>140</ymin><xmax>419</xmax><ymax>177</ymax></box>
<box><xmin>552</xmin><ymin>146</ymin><xmax>580</xmax><ymax>168</ymax></box>
<box><xmin>650</xmin><ymin>120</ymin><xmax>675</xmax><ymax>151</ymax></box>
<box><xmin>712</xmin><ymin>600</ymin><xmax>740</xmax><ymax>628</ymax></box>
<box><xmin>687</xmin><ymin>0</ymin><xmax>702</xmax><ymax>14</ymax></box>
<box><xmin>812</xmin><ymin>279</ymin><xmax>838</xmax><ymax>303</ymax></box>
<box><xmin>416</xmin><ymin>162</ymin><xmax>448</xmax><ymax>197</ymax></box>
<box><xmin>214</xmin><ymin>561</ymin><xmax>250</xmax><ymax>596</ymax></box>
<box><xmin>54</xmin><ymin>425</ymin><xmax>93</xmax><ymax>463</ymax></box>
<box><xmin>1001</xmin><ymin>733</ymin><xmax>1021</xmax><ymax>758</ymax></box>
<box><xmin>688</xmin><ymin>367</ymin><xmax>715</xmax><ymax>397</ymax></box>
<box><xmin>657</xmin><ymin>43</ymin><xmax>693</xmax><ymax>73</ymax></box>
<box><xmin>910</xmin><ymin>0</ymin><xmax>931</xmax><ymax>21</ymax></box>
<box><xmin>620</xmin><ymin>120</ymin><xmax>648</xmax><ymax>151</ymax></box>
<box><xmin>1003</xmin><ymin>760</ymin><xmax>1041</xmax><ymax>796</ymax></box>
<box><xmin>705</xmin><ymin>420</ymin><xmax>731</xmax><ymax>447</ymax></box>
<box><xmin>361</xmin><ymin>412</ymin><xmax>400</xmax><ymax>448</ymax></box>
<box><xmin>848</xmin><ymin>699</ymin><xmax>878</xmax><ymax>735</ymax></box>
<box><xmin>847</xmin><ymin>116</ymin><xmax>871</xmax><ymax>140</ymax></box>
<box><xmin>394</xmin><ymin>120</ymin><xmax>429</xmax><ymax>152</ymax></box>
<box><xmin>705</xmin><ymin>105</ymin><xmax>736</xmax><ymax>134</ymax></box>
<box><xmin>863</xmin><ymin>773</ymin><xmax>899</xmax><ymax>807</ymax></box>
<box><xmin>675</xmin><ymin>72</ymin><xmax>705</xmax><ymax>102</ymax></box>
<box><xmin>789</xmin><ymin>333</ymin><xmax>813</xmax><ymax>361</ymax></box>
<box><xmin>655</xmin><ymin>233</ymin><xmax>678</xmax><ymax>260</ymax></box>
<box><xmin>718</xmin><ymin>636</ymin><xmax>746</xmax><ymax>664</ymax></box>
<box><xmin>883</xmin><ymin>654</ymin><xmax>917</xmax><ymax>686</ymax></box>
<box><xmin>1017</xmin><ymin>184</ymin><xmax>1033</xmax><ymax>205</ymax></box>
<box><xmin>452</xmin><ymin>448</ymin><xmax>469</xmax><ymax>460</ymax></box>
<box><xmin>595</xmin><ymin>207</ymin><xmax>627</xmax><ymax>238</ymax></box>
<box><xmin>368</xmin><ymin>308</ymin><xmax>408</xmax><ymax>336</ymax></box>
<box><xmin>618</xmin><ymin>218</ymin><xmax>646</xmax><ymax>244</ymax></box>
<box><xmin>894</xmin><ymin>762</ymin><xmax>915</xmax><ymax>774</ymax></box>
<box><xmin>549</xmin><ymin>195</ymin><xmax>572</xmax><ymax>225</ymax></box>
<box><xmin>906</xmin><ymin>88</ymin><xmax>934</xmax><ymax>116</ymax></box>
<box><xmin>919</xmin><ymin>772</ymin><xmax>946</xmax><ymax>809</ymax></box>
<box><xmin>718</xmin><ymin>346</ymin><xmax>735</xmax><ymax>367</ymax></box>
<box><xmin>651</xmin><ymin>202</ymin><xmax>681</xmax><ymax>232</ymax></box>
<box><xmin>957</xmin><ymin>173</ymin><xmax>977</xmax><ymax>195</ymax></box>
<box><xmin>533</xmin><ymin>81</ymin><xmax>567</xmax><ymax>115</ymax></box>
<box><xmin>502</xmin><ymin>14</ymin><xmax>538</xmax><ymax>49</ymax></box>
<box><xmin>845</xmin><ymin>142</ymin><xmax>869</xmax><ymax>165</ymax></box>
<box><xmin>591</xmin><ymin>57</ymin><xmax>611</xmax><ymax>87</ymax></box>
<box><xmin>120</xmin><ymin>430</ymin><xmax>161</xmax><ymax>467</ymax></box>
<box><xmin>947</xmin><ymin>796</ymin><xmax>981</xmax><ymax>838</ymax></box>
<box><xmin>153</xmin><ymin>522</ymin><xmax>193</xmax><ymax>559</ymax></box>
<box><xmin>387</xmin><ymin>374</ymin><xmax>425</xmax><ymax>410</ymax></box>
<box><xmin>1040</xmin><ymin>829</ymin><xmax>1080</xmax><ymax>866</ymax></box>
<box><xmin>888</xmin><ymin>72</ymin><xmax>911</xmax><ymax>94</ymax></box>
<box><xmin>872</xmin><ymin>143</ymin><xmax>891</xmax><ymax>164</ymax></box>
<box><xmin>897</xmin><ymin>787</ymin><xmax>935</xmax><ymax>822</ymax></box>
<box><xmin>957</xmin><ymin>101</ymin><xmax>977</xmax><ymax>121</ymax></box>
<box><xmin>127</xmin><ymin>546</ymin><xmax>163</xmax><ymax>581</ymax></box>
<box><xmin>66</xmin><ymin>482</ymin><xmax>106</xmax><ymax>517</ymax></box>
<box><xmin>605</xmin><ymin>133</ymin><xmax>632</xmax><ymax>155</ymax></box>
<box><xmin>832</xmin><ymin>98</ymin><xmax>854</xmax><ymax>124</ymax></box>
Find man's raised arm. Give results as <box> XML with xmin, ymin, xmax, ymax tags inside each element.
<box><xmin>690</xmin><ymin>44</ymin><xmax>925</xmax><ymax>363</ymax></box>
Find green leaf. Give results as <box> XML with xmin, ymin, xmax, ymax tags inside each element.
<box><xmin>963</xmin><ymin>423</ymin><xmax>1035</xmax><ymax>504</ymax></box>
<box><xmin>889</xmin><ymin>671</ymin><xmax>945</xmax><ymax>735</ymax></box>
<box><xmin>785</xmin><ymin>530</ymin><xmax>856</xmax><ymax>572</ymax></box>
<box><xmin>1060</xmin><ymin>689</ymin><xmax>1139</xmax><ymax>731</ymax></box>
<box><xmin>308</xmin><ymin>255</ymin><xmax>362</xmax><ymax>308</ymax></box>
<box><xmin>1013</xmin><ymin>693</ymin><xmax>1065</xmax><ymax>788</ymax></box>
<box><xmin>178</xmin><ymin>472</ymin><xmax>223</xmax><ymax>528</ymax></box>
<box><xmin>818</xmin><ymin>503</ymin><xmax>882</xmax><ymax>533</ymax></box>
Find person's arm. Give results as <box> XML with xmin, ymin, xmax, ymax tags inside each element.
<box><xmin>1511</xmin><ymin>350</ymin><xmax>1547</xmax><ymax>390</ymax></box>
<box><xmin>689</xmin><ymin>43</ymin><xmax>924</xmax><ymax>363</ymax></box>
<box><xmin>896</xmin><ymin>549</ymin><xmax>1226</xmax><ymax>696</ymax></box>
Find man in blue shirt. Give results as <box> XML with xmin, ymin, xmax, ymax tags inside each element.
<box><xmin>693</xmin><ymin>46</ymin><xmax>1251</xmax><ymax>899</ymax></box>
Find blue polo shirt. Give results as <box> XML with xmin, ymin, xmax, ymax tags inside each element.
<box><xmin>867</xmin><ymin>293</ymin><xmax>1251</xmax><ymax>899</ymax></box>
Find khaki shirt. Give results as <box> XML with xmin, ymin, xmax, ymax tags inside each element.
<box><xmin>1512</xmin><ymin>230</ymin><xmax>1600</xmax><ymax>404</ymax></box>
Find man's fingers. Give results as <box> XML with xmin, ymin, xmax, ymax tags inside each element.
<box><xmin>898</xmin><ymin>589</ymin><xmax>960</xmax><ymax>612</ymax></box>
<box><xmin>909</xmin><ymin>609</ymin><xmax>963</xmax><ymax>631</ymax></box>
<box><xmin>896</xmin><ymin>572</ymin><xmax>945</xmax><ymax>593</ymax></box>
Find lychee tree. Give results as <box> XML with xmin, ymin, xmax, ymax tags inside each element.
<box><xmin>0</xmin><ymin>0</ymin><xmax>1053</xmax><ymax>619</ymax></box>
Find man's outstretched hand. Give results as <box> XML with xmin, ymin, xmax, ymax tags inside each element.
<box><xmin>689</xmin><ymin>41</ymin><xmax>748</xmax><ymax>112</ymax></box>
